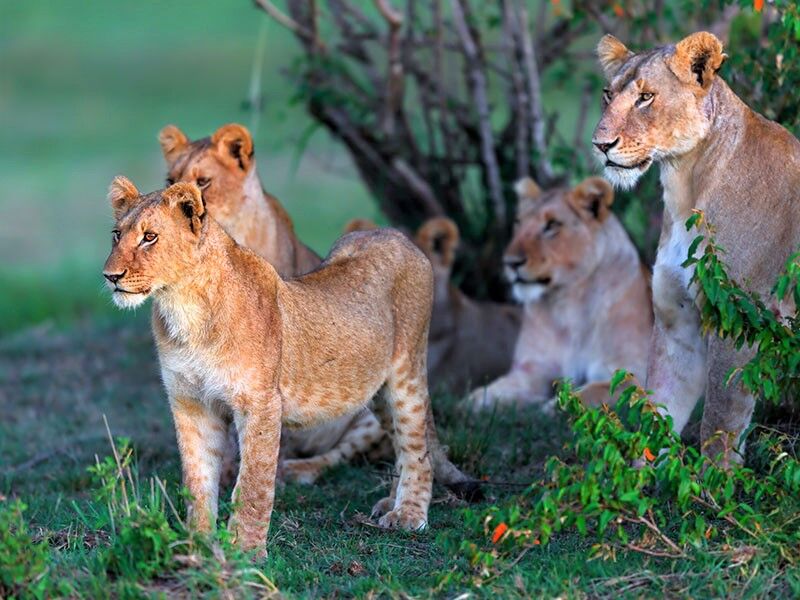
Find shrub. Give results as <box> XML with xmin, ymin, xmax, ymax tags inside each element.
<box><xmin>0</xmin><ymin>498</ymin><xmax>51</xmax><ymax>599</ymax></box>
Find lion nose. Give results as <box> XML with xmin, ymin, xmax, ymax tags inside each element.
<box><xmin>503</xmin><ymin>256</ymin><xmax>525</xmax><ymax>270</ymax></box>
<box><xmin>103</xmin><ymin>270</ymin><xmax>127</xmax><ymax>284</ymax></box>
<box><xmin>593</xmin><ymin>138</ymin><xmax>619</xmax><ymax>154</ymax></box>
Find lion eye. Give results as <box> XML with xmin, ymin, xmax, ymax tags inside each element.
<box><xmin>544</xmin><ymin>219</ymin><xmax>561</xmax><ymax>234</ymax></box>
<box><xmin>142</xmin><ymin>232</ymin><xmax>158</xmax><ymax>245</ymax></box>
<box><xmin>196</xmin><ymin>177</ymin><xmax>211</xmax><ymax>189</ymax></box>
<box><xmin>112</xmin><ymin>230</ymin><xmax>120</xmax><ymax>244</ymax></box>
<box><xmin>165</xmin><ymin>177</ymin><xmax>176</xmax><ymax>186</ymax></box>
<box><xmin>602</xmin><ymin>88</ymin><xmax>612</xmax><ymax>104</ymax></box>
<box><xmin>638</xmin><ymin>92</ymin><xmax>655</xmax><ymax>105</ymax></box>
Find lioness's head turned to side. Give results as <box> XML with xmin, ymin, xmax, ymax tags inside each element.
<box><xmin>504</xmin><ymin>176</ymin><xmax>615</xmax><ymax>304</ymax></box>
<box><xmin>102</xmin><ymin>177</ymin><xmax>206</xmax><ymax>309</ymax></box>
<box><xmin>592</xmin><ymin>31</ymin><xmax>727</xmax><ymax>189</ymax></box>
<box><xmin>159</xmin><ymin>123</ymin><xmax>255</xmax><ymax>214</ymax></box>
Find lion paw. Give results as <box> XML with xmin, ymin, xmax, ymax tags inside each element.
<box><xmin>370</xmin><ymin>496</ymin><xmax>396</xmax><ymax>519</ymax></box>
<box><xmin>281</xmin><ymin>458</ymin><xmax>324</xmax><ymax>485</ymax></box>
<box><xmin>377</xmin><ymin>505</ymin><xmax>428</xmax><ymax>531</ymax></box>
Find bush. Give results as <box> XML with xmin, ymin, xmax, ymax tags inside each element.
<box><xmin>0</xmin><ymin>498</ymin><xmax>51</xmax><ymax>599</ymax></box>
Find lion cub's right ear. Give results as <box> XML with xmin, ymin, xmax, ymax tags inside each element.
<box><xmin>669</xmin><ymin>31</ymin><xmax>727</xmax><ymax>89</ymax></box>
<box><xmin>108</xmin><ymin>176</ymin><xmax>141</xmax><ymax>220</ymax></box>
<box><xmin>158</xmin><ymin>125</ymin><xmax>189</xmax><ymax>164</ymax></box>
<box><xmin>569</xmin><ymin>176</ymin><xmax>614</xmax><ymax>223</ymax></box>
<box><xmin>597</xmin><ymin>34</ymin><xmax>633</xmax><ymax>80</ymax></box>
<box><xmin>343</xmin><ymin>218</ymin><xmax>379</xmax><ymax>234</ymax></box>
<box><xmin>416</xmin><ymin>217</ymin><xmax>459</xmax><ymax>270</ymax></box>
<box><xmin>163</xmin><ymin>182</ymin><xmax>206</xmax><ymax>235</ymax></box>
<box><xmin>212</xmin><ymin>123</ymin><xmax>254</xmax><ymax>172</ymax></box>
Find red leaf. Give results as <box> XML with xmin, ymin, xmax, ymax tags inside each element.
<box><xmin>491</xmin><ymin>522</ymin><xmax>509</xmax><ymax>544</ymax></box>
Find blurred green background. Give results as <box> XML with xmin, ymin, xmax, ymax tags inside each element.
<box><xmin>0</xmin><ymin>1</ymin><xmax>380</xmax><ymax>335</ymax></box>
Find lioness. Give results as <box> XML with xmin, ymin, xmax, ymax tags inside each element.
<box><xmin>592</xmin><ymin>31</ymin><xmax>800</xmax><ymax>464</ymax></box>
<box><xmin>103</xmin><ymin>177</ymin><xmax>435</xmax><ymax>553</ymax></box>
<box><xmin>159</xmin><ymin>124</ymin><xmax>473</xmax><ymax>492</ymax></box>
<box><xmin>346</xmin><ymin>217</ymin><xmax>522</xmax><ymax>392</ymax></box>
<box><xmin>469</xmin><ymin>176</ymin><xmax>653</xmax><ymax>411</ymax></box>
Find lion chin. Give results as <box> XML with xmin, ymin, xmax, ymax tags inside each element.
<box><xmin>512</xmin><ymin>282</ymin><xmax>548</xmax><ymax>304</ymax></box>
<box><xmin>602</xmin><ymin>160</ymin><xmax>652</xmax><ymax>191</ymax></box>
<box><xmin>111</xmin><ymin>290</ymin><xmax>150</xmax><ymax>310</ymax></box>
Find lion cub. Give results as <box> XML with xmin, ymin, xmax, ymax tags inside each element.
<box><xmin>469</xmin><ymin>176</ymin><xmax>653</xmax><ymax>411</ymax></box>
<box><xmin>103</xmin><ymin>178</ymin><xmax>434</xmax><ymax>553</ymax></box>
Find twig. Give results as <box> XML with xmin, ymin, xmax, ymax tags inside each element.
<box><xmin>450</xmin><ymin>0</ymin><xmax>506</xmax><ymax>229</ymax></box>
<box><xmin>253</xmin><ymin>0</ymin><xmax>319</xmax><ymax>46</ymax></box>
<box><xmin>374</xmin><ymin>0</ymin><xmax>405</xmax><ymax>136</ymax></box>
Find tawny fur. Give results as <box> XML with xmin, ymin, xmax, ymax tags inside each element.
<box><xmin>592</xmin><ymin>31</ymin><xmax>800</xmax><ymax>465</ymax></box>
<box><xmin>347</xmin><ymin>217</ymin><xmax>521</xmax><ymax>392</ymax></box>
<box><xmin>158</xmin><ymin>124</ymin><xmax>473</xmax><ymax>491</ymax></box>
<box><xmin>103</xmin><ymin>178</ymin><xmax>436</xmax><ymax>554</ymax></box>
<box><xmin>468</xmin><ymin>176</ymin><xmax>653</xmax><ymax>411</ymax></box>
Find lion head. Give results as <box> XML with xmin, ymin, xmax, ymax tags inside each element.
<box><xmin>159</xmin><ymin>123</ymin><xmax>255</xmax><ymax>218</ymax></box>
<box><xmin>503</xmin><ymin>176</ymin><xmax>615</xmax><ymax>303</ymax></box>
<box><xmin>592</xmin><ymin>31</ymin><xmax>727</xmax><ymax>189</ymax></box>
<box><xmin>102</xmin><ymin>177</ymin><xmax>206</xmax><ymax>309</ymax></box>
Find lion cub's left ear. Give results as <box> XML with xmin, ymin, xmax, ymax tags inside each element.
<box><xmin>597</xmin><ymin>34</ymin><xmax>633</xmax><ymax>80</ymax></box>
<box><xmin>669</xmin><ymin>31</ymin><xmax>727</xmax><ymax>89</ymax></box>
<box><xmin>211</xmin><ymin>123</ymin><xmax>254</xmax><ymax>172</ymax></box>
<box><xmin>416</xmin><ymin>217</ymin><xmax>459</xmax><ymax>271</ymax></box>
<box><xmin>569</xmin><ymin>177</ymin><xmax>614</xmax><ymax>223</ymax></box>
<box><xmin>163</xmin><ymin>182</ymin><xmax>206</xmax><ymax>235</ymax></box>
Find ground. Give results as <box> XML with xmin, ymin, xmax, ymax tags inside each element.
<box><xmin>1</xmin><ymin>316</ymin><xmax>796</xmax><ymax>598</ymax></box>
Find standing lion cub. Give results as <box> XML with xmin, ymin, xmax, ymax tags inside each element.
<box><xmin>103</xmin><ymin>177</ymin><xmax>435</xmax><ymax>553</ymax></box>
<box><xmin>469</xmin><ymin>176</ymin><xmax>653</xmax><ymax>411</ymax></box>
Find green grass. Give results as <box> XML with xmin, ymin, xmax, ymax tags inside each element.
<box><xmin>2</xmin><ymin>317</ymin><xmax>796</xmax><ymax>597</ymax></box>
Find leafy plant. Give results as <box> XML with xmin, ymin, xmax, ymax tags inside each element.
<box><xmin>0</xmin><ymin>498</ymin><xmax>52</xmax><ymax>599</ymax></box>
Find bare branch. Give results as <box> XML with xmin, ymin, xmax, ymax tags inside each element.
<box><xmin>374</xmin><ymin>0</ymin><xmax>405</xmax><ymax>136</ymax></box>
<box><xmin>502</xmin><ymin>0</ymin><xmax>531</xmax><ymax>180</ymax></box>
<box><xmin>252</xmin><ymin>0</ymin><xmax>319</xmax><ymax>46</ymax></box>
<box><xmin>450</xmin><ymin>0</ymin><xmax>506</xmax><ymax>229</ymax></box>
<box><xmin>514</xmin><ymin>0</ymin><xmax>554</xmax><ymax>184</ymax></box>
<box><xmin>573</xmin><ymin>80</ymin><xmax>594</xmax><ymax>163</ymax></box>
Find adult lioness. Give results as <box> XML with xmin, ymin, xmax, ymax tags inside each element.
<box><xmin>103</xmin><ymin>177</ymin><xmax>434</xmax><ymax>553</ymax></box>
<box><xmin>592</xmin><ymin>32</ymin><xmax>800</xmax><ymax>464</ymax></box>
<box><xmin>345</xmin><ymin>217</ymin><xmax>522</xmax><ymax>392</ymax></box>
<box><xmin>468</xmin><ymin>176</ymin><xmax>653</xmax><ymax>411</ymax></box>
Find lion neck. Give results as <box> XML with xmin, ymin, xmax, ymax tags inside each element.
<box><xmin>153</xmin><ymin>220</ymin><xmax>278</xmax><ymax>344</ymax></box>
<box><xmin>659</xmin><ymin>78</ymin><xmax>750</xmax><ymax>219</ymax></box>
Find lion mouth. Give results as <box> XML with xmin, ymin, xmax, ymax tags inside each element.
<box><xmin>114</xmin><ymin>286</ymin><xmax>150</xmax><ymax>295</ymax></box>
<box><xmin>514</xmin><ymin>276</ymin><xmax>552</xmax><ymax>286</ymax></box>
<box><xmin>605</xmin><ymin>157</ymin><xmax>651</xmax><ymax>170</ymax></box>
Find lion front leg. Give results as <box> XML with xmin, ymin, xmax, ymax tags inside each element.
<box><xmin>647</xmin><ymin>266</ymin><xmax>707</xmax><ymax>435</ymax></box>
<box><xmin>228</xmin><ymin>392</ymin><xmax>282</xmax><ymax>556</ymax></box>
<box><xmin>169</xmin><ymin>396</ymin><xmax>229</xmax><ymax>532</ymax></box>
<box><xmin>467</xmin><ymin>365</ymin><xmax>552</xmax><ymax>413</ymax></box>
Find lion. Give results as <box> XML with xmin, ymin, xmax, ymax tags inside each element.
<box><xmin>592</xmin><ymin>31</ymin><xmax>800</xmax><ymax>465</ymax></box>
<box><xmin>346</xmin><ymin>217</ymin><xmax>521</xmax><ymax>391</ymax></box>
<box><xmin>103</xmin><ymin>177</ymin><xmax>436</xmax><ymax>553</ymax></box>
<box><xmin>158</xmin><ymin>123</ymin><xmax>319</xmax><ymax>277</ymax></box>
<box><xmin>468</xmin><ymin>176</ymin><xmax>653</xmax><ymax>411</ymax></box>
<box><xmin>158</xmin><ymin>125</ymin><xmax>474</xmax><ymax>493</ymax></box>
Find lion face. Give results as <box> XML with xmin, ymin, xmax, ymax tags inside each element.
<box><xmin>159</xmin><ymin>123</ymin><xmax>255</xmax><ymax>221</ymax></box>
<box><xmin>504</xmin><ymin>176</ymin><xmax>615</xmax><ymax>304</ymax></box>
<box><xmin>102</xmin><ymin>177</ymin><xmax>206</xmax><ymax>309</ymax></box>
<box><xmin>592</xmin><ymin>32</ymin><xmax>726</xmax><ymax>189</ymax></box>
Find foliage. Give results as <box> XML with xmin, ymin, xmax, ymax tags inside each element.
<box><xmin>683</xmin><ymin>209</ymin><xmax>800</xmax><ymax>404</ymax></box>
<box><xmin>0</xmin><ymin>498</ymin><xmax>52</xmax><ymax>599</ymax></box>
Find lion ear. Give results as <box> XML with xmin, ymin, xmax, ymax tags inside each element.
<box><xmin>163</xmin><ymin>182</ymin><xmax>206</xmax><ymax>234</ymax></box>
<box><xmin>158</xmin><ymin>125</ymin><xmax>189</xmax><ymax>164</ymax></box>
<box><xmin>211</xmin><ymin>123</ymin><xmax>254</xmax><ymax>172</ymax></box>
<box><xmin>597</xmin><ymin>34</ymin><xmax>633</xmax><ymax>80</ymax></box>
<box><xmin>514</xmin><ymin>176</ymin><xmax>544</xmax><ymax>215</ymax></box>
<box><xmin>669</xmin><ymin>31</ymin><xmax>727</xmax><ymax>89</ymax></box>
<box><xmin>343</xmin><ymin>218</ymin><xmax>379</xmax><ymax>234</ymax></box>
<box><xmin>569</xmin><ymin>177</ymin><xmax>614</xmax><ymax>222</ymax></box>
<box><xmin>416</xmin><ymin>217</ymin><xmax>459</xmax><ymax>270</ymax></box>
<box><xmin>109</xmin><ymin>176</ymin><xmax>142</xmax><ymax>220</ymax></box>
